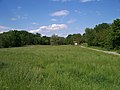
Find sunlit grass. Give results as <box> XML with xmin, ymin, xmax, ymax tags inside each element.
<box><xmin>0</xmin><ymin>45</ymin><xmax>120</xmax><ymax>90</ymax></box>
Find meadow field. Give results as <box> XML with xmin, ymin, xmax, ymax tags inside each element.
<box><xmin>0</xmin><ymin>45</ymin><xmax>120</xmax><ymax>90</ymax></box>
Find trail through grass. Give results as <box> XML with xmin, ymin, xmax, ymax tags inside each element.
<box><xmin>0</xmin><ymin>45</ymin><xmax>120</xmax><ymax>90</ymax></box>
<box><xmin>81</xmin><ymin>46</ymin><xmax>120</xmax><ymax>56</ymax></box>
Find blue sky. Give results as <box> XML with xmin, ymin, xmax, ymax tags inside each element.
<box><xmin>0</xmin><ymin>0</ymin><xmax>120</xmax><ymax>36</ymax></box>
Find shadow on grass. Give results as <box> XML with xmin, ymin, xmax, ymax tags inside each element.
<box><xmin>0</xmin><ymin>61</ymin><xmax>8</xmax><ymax>69</ymax></box>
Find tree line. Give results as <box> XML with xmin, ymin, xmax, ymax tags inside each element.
<box><xmin>0</xmin><ymin>31</ymin><xmax>50</xmax><ymax>48</ymax></box>
<box><xmin>0</xmin><ymin>18</ymin><xmax>120</xmax><ymax>50</ymax></box>
<box><xmin>0</xmin><ymin>30</ymin><xmax>82</xmax><ymax>48</ymax></box>
<box><xmin>84</xmin><ymin>18</ymin><xmax>120</xmax><ymax>50</ymax></box>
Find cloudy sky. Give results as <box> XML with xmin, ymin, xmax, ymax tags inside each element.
<box><xmin>0</xmin><ymin>0</ymin><xmax>120</xmax><ymax>36</ymax></box>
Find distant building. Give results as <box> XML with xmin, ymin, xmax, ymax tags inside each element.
<box><xmin>74</xmin><ymin>42</ymin><xmax>78</xmax><ymax>45</ymax></box>
<box><xmin>73</xmin><ymin>41</ymin><xmax>78</xmax><ymax>45</ymax></box>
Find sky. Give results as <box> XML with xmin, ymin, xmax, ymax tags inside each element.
<box><xmin>0</xmin><ymin>0</ymin><xmax>120</xmax><ymax>37</ymax></box>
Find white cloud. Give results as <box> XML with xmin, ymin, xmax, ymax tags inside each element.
<box><xmin>11</xmin><ymin>28</ymin><xmax>26</xmax><ymax>31</ymax></box>
<box><xmin>52</xmin><ymin>0</ymin><xmax>100</xmax><ymax>2</ymax></box>
<box><xmin>51</xmin><ymin>19</ymin><xmax>57</xmax><ymax>22</ymax></box>
<box><xmin>32</xmin><ymin>22</ymin><xmax>39</xmax><ymax>25</ymax></box>
<box><xmin>0</xmin><ymin>25</ymin><xmax>11</xmax><ymax>33</ymax></box>
<box><xmin>10</xmin><ymin>15</ymin><xmax>28</xmax><ymax>21</ymax></box>
<box><xmin>17</xmin><ymin>6</ymin><xmax>22</xmax><ymax>9</ymax></box>
<box><xmin>11</xmin><ymin>18</ymin><xmax>17</xmax><ymax>21</ymax></box>
<box><xmin>80</xmin><ymin>0</ymin><xmax>100</xmax><ymax>3</ymax></box>
<box><xmin>74</xmin><ymin>10</ymin><xmax>82</xmax><ymax>14</ymax></box>
<box><xmin>52</xmin><ymin>0</ymin><xmax>71</xmax><ymax>2</ymax></box>
<box><xmin>29</xmin><ymin>24</ymin><xmax>68</xmax><ymax>33</ymax></box>
<box><xmin>0</xmin><ymin>25</ymin><xmax>26</xmax><ymax>33</ymax></box>
<box><xmin>17</xmin><ymin>15</ymin><xmax>28</xmax><ymax>20</ymax></box>
<box><xmin>67</xmin><ymin>19</ymin><xmax>76</xmax><ymax>24</ymax></box>
<box><xmin>40</xmin><ymin>24</ymin><xmax>68</xmax><ymax>31</ymax></box>
<box><xmin>0</xmin><ymin>25</ymin><xmax>9</xmax><ymax>29</ymax></box>
<box><xmin>58</xmin><ymin>33</ymin><xmax>68</xmax><ymax>37</ymax></box>
<box><xmin>51</xmin><ymin>10</ymin><xmax>69</xmax><ymax>17</ymax></box>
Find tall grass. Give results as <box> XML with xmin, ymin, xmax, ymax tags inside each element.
<box><xmin>0</xmin><ymin>45</ymin><xmax>120</xmax><ymax>90</ymax></box>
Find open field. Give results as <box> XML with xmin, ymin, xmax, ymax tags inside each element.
<box><xmin>0</xmin><ymin>45</ymin><xmax>120</xmax><ymax>90</ymax></box>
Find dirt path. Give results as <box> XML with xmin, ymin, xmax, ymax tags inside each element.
<box><xmin>80</xmin><ymin>46</ymin><xmax>120</xmax><ymax>56</ymax></box>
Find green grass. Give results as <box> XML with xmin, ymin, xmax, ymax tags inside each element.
<box><xmin>0</xmin><ymin>45</ymin><xmax>120</xmax><ymax>90</ymax></box>
<box><xmin>81</xmin><ymin>43</ymin><xmax>108</xmax><ymax>51</ymax></box>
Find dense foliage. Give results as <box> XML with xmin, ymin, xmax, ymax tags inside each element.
<box><xmin>0</xmin><ymin>18</ymin><xmax>120</xmax><ymax>50</ymax></box>
<box><xmin>66</xmin><ymin>34</ymin><xmax>82</xmax><ymax>45</ymax></box>
<box><xmin>0</xmin><ymin>30</ymin><xmax>50</xmax><ymax>48</ymax></box>
<box><xmin>0</xmin><ymin>31</ymin><xmax>82</xmax><ymax>48</ymax></box>
<box><xmin>84</xmin><ymin>19</ymin><xmax>120</xmax><ymax>50</ymax></box>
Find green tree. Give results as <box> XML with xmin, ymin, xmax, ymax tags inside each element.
<box><xmin>33</xmin><ymin>33</ymin><xmax>41</xmax><ymax>45</ymax></box>
<box><xmin>41</xmin><ymin>36</ymin><xmax>50</xmax><ymax>45</ymax></box>
<box><xmin>106</xmin><ymin>19</ymin><xmax>120</xmax><ymax>49</ymax></box>
<box><xmin>50</xmin><ymin>34</ymin><xmax>59</xmax><ymax>45</ymax></box>
<box><xmin>9</xmin><ymin>30</ymin><xmax>21</xmax><ymax>47</ymax></box>
<box><xmin>94</xmin><ymin>23</ymin><xmax>110</xmax><ymax>47</ymax></box>
<box><xmin>66</xmin><ymin>34</ymin><xmax>81</xmax><ymax>45</ymax></box>
<box><xmin>0</xmin><ymin>32</ymin><xmax>11</xmax><ymax>48</ymax></box>
<box><xmin>58</xmin><ymin>37</ymin><xmax>66</xmax><ymax>45</ymax></box>
<box><xmin>66</xmin><ymin>34</ymin><xmax>74</xmax><ymax>45</ymax></box>
<box><xmin>85</xmin><ymin>28</ymin><xmax>95</xmax><ymax>46</ymax></box>
<box><xmin>81</xmin><ymin>33</ymin><xmax>86</xmax><ymax>43</ymax></box>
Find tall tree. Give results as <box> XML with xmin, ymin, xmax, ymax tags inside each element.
<box><xmin>85</xmin><ymin>28</ymin><xmax>95</xmax><ymax>46</ymax></box>
<box><xmin>41</xmin><ymin>36</ymin><xmax>50</xmax><ymax>45</ymax></box>
<box><xmin>106</xmin><ymin>19</ymin><xmax>120</xmax><ymax>49</ymax></box>
<box><xmin>94</xmin><ymin>23</ymin><xmax>111</xmax><ymax>47</ymax></box>
<box><xmin>66</xmin><ymin>34</ymin><xmax>81</xmax><ymax>45</ymax></box>
<box><xmin>50</xmin><ymin>34</ymin><xmax>59</xmax><ymax>45</ymax></box>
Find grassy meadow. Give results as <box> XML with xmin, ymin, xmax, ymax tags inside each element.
<box><xmin>0</xmin><ymin>45</ymin><xmax>120</xmax><ymax>90</ymax></box>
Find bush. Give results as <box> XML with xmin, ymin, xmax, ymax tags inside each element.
<box><xmin>117</xmin><ymin>50</ymin><xmax>120</xmax><ymax>54</ymax></box>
